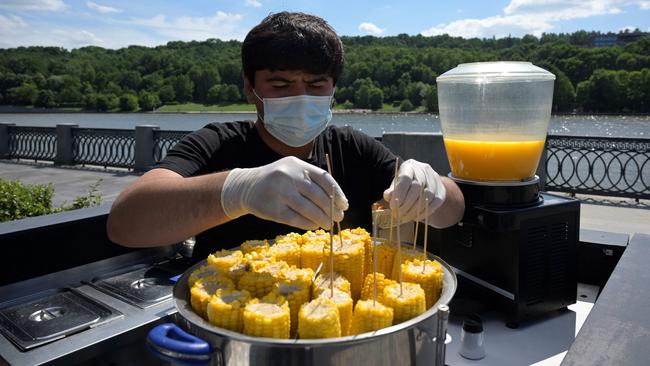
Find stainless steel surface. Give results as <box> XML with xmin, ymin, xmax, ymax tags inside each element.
<box><xmin>435</xmin><ymin>305</ymin><xmax>450</xmax><ymax>366</ymax></box>
<box><xmin>89</xmin><ymin>265</ymin><xmax>176</xmax><ymax>308</ymax></box>
<box><xmin>171</xmin><ymin>253</ymin><xmax>457</xmax><ymax>366</ymax></box>
<box><xmin>0</xmin><ymin>248</ymin><xmax>185</xmax><ymax>366</ymax></box>
<box><xmin>0</xmin><ymin>288</ymin><xmax>122</xmax><ymax>350</ymax></box>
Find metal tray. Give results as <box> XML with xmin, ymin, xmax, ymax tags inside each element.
<box><xmin>0</xmin><ymin>288</ymin><xmax>122</xmax><ymax>351</ymax></box>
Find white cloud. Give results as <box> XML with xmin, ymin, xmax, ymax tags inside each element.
<box><xmin>422</xmin><ymin>15</ymin><xmax>552</xmax><ymax>38</ymax></box>
<box><xmin>245</xmin><ymin>0</ymin><xmax>262</xmax><ymax>8</ymax></box>
<box><xmin>620</xmin><ymin>25</ymin><xmax>637</xmax><ymax>32</ymax></box>
<box><xmin>128</xmin><ymin>11</ymin><xmax>246</xmax><ymax>41</ymax></box>
<box><xmin>422</xmin><ymin>0</ymin><xmax>650</xmax><ymax>38</ymax></box>
<box><xmin>0</xmin><ymin>0</ymin><xmax>66</xmax><ymax>12</ymax></box>
<box><xmin>358</xmin><ymin>22</ymin><xmax>385</xmax><ymax>36</ymax></box>
<box><xmin>0</xmin><ymin>14</ymin><xmax>28</xmax><ymax>32</ymax></box>
<box><xmin>86</xmin><ymin>1</ymin><xmax>121</xmax><ymax>14</ymax></box>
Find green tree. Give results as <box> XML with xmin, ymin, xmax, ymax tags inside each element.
<box><xmin>423</xmin><ymin>85</ymin><xmax>438</xmax><ymax>112</ymax></box>
<box><xmin>8</xmin><ymin>83</ymin><xmax>39</xmax><ymax>105</ymax></box>
<box><xmin>158</xmin><ymin>84</ymin><xmax>176</xmax><ymax>103</ymax></box>
<box><xmin>34</xmin><ymin>90</ymin><xmax>57</xmax><ymax>108</ymax></box>
<box><xmin>119</xmin><ymin>93</ymin><xmax>139</xmax><ymax>111</ymax></box>
<box><xmin>368</xmin><ymin>87</ymin><xmax>384</xmax><ymax>110</ymax></box>
<box><xmin>399</xmin><ymin>99</ymin><xmax>414</xmax><ymax>112</ymax></box>
<box><xmin>95</xmin><ymin>93</ymin><xmax>119</xmax><ymax>111</ymax></box>
<box><xmin>170</xmin><ymin>75</ymin><xmax>194</xmax><ymax>103</ymax></box>
<box><xmin>138</xmin><ymin>91</ymin><xmax>161</xmax><ymax>111</ymax></box>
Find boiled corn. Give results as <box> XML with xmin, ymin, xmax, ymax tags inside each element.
<box><xmin>207</xmin><ymin>288</ymin><xmax>251</xmax><ymax>332</ymax></box>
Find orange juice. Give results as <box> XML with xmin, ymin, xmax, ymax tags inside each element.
<box><xmin>443</xmin><ymin>138</ymin><xmax>545</xmax><ymax>181</ymax></box>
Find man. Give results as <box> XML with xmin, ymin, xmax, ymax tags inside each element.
<box><xmin>107</xmin><ymin>12</ymin><xmax>464</xmax><ymax>261</ymax></box>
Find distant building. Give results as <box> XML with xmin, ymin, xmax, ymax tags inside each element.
<box><xmin>592</xmin><ymin>32</ymin><xmax>648</xmax><ymax>47</ymax></box>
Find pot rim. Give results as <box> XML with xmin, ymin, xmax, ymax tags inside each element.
<box><xmin>174</xmin><ymin>251</ymin><xmax>457</xmax><ymax>347</ymax></box>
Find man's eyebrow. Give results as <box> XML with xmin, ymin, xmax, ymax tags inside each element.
<box><xmin>266</xmin><ymin>76</ymin><xmax>294</xmax><ymax>83</ymax></box>
<box><xmin>306</xmin><ymin>76</ymin><xmax>329</xmax><ymax>83</ymax></box>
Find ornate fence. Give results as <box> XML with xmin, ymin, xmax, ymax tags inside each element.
<box><xmin>6</xmin><ymin>126</ymin><xmax>57</xmax><ymax>161</ymax></box>
<box><xmin>73</xmin><ymin>128</ymin><xmax>135</xmax><ymax>169</ymax></box>
<box><xmin>1</xmin><ymin>123</ymin><xmax>649</xmax><ymax>201</ymax></box>
<box><xmin>153</xmin><ymin>130</ymin><xmax>189</xmax><ymax>162</ymax></box>
<box><xmin>545</xmin><ymin>135</ymin><xmax>650</xmax><ymax>200</ymax></box>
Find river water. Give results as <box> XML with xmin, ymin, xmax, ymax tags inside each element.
<box><xmin>0</xmin><ymin>113</ymin><xmax>649</xmax><ymax>138</ymax></box>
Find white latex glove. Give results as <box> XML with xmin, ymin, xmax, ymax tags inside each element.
<box><xmin>221</xmin><ymin>156</ymin><xmax>348</xmax><ymax>230</ymax></box>
<box><xmin>383</xmin><ymin>159</ymin><xmax>446</xmax><ymax>225</ymax></box>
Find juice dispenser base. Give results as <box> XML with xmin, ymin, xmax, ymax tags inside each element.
<box><xmin>438</xmin><ymin>191</ymin><xmax>580</xmax><ymax>327</ymax></box>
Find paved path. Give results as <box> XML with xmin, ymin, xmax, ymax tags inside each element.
<box><xmin>2</xmin><ymin>160</ymin><xmax>649</xmax><ymax>237</ymax></box>
<box><xmin>1</xmin><ymin>161</ymin><xmax>140</xmax><ymax>207</ymax></box>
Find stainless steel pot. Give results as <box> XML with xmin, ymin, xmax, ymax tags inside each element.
<box><xmin>148</xmin><ymin>253</ymin><xmax>456</xmax><ymax>366</ymax></box>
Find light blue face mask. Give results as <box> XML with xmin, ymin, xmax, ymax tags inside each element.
<box><xmin>253</xmin><ymin>89</ymin><xmax>334</xmax><ymax>147</ymax></box>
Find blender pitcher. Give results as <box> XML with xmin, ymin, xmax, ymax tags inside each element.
<box><xmin>436</xmin><ymin>61</ymin><xmax>555</xmax><ymax>182</ymax></box>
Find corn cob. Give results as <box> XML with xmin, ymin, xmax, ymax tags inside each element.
<box><xmin>359</xmin><ymin>272</ymin><xmax>396</xmax><ymax>303</ymax></box>
<box><xmin>298</xmin><ymin>298</ymin><xmax>341</xmax><ymax>339</ymax></box>
<box><xmin>390</xmin><ymin>244</ymin><xmax>423</xmax><ymax>280</ymax></box>
<box><xmin>206</xmin><ymin>288</ymin><xmax>251</xmax><ymax>332</ymax></box>
<box><xmin>323</xmin><ymin>237</ymin><xmax>365</xmax><ymax>301</ymax></box>
<box><xmin>269</xmin><ymin>241</ymin><xmax>301</xmax><ymax>267</ymax></box>
<box><xmin>190</xmin><ymin>275</ymin><xmax>235</xmax><ymax>319</ymax></box>
<box><xmin>401</xmin><ymin>259</ymin><xmax>444</xmax><ymax>309</ymax></box>
<box><xmin>300</xmin><ymin>241</ymin><xmax>325</xmax><ymax>271</ymax></box>
<box><xmin>374</xmin><ymin>238</ymin><xmax>396</xmax><ymax>277</ymax></box>
<box><xmin>350</xmin><ymin>299</ymin><xmax>394</xmax><ymax>335</ymax></box>
<box><xmin>317</xmin><ymin>288</ymin><xmax>353</xmax><ymax>336</ymax></box>
<box><xmin>242</xmin><ymin>293</ymin><xmax>290</xmax><ymax>339</ymax></box>
<box><xmin>275</xmin><ymin>232</ymin><xmax>304</xmax><ymax>245</ymax></box>
<box><xmin>271</xmin><ymin>280</ymin><xmax>310</xmax><ymax>336</ymax></box>
<box><xmin>382</xmin><ymin>282</ymin><xmax>426</xmax><ymax>325</ymax></box>
<box><xmin>238</xmin><ymin>260</ymin><xmax>288</xmax><ymax>298</ymax></box>
<box><xmin>207</xmin><ymin>249</ymin><xmax>244</xmax><ymax>272</ymax></box>
<box><xmin>281</xmin><ymin>266</ymin><xmax>314</xmax><ymax>288</ymax></box>
<box><xmin>301</xmin><ymin>229</ymin><xmax>330</xmax><ymax>245</ymax></box>
<box><xmin>188</xmin><ymin>264</ymin><xmax>222</xmax><ymax>287</ymax></box>
<box><xmin>341</xmin><ymin>228</ymin><xmax>372</xmax><ymax>278</ymax></box>
<box><xmin>224</xmin><ymin>260</ymin><xmax>250</xmax><ymax>286</ymax></box>
<box><xmin>240</xmin><ymin>239</ymin><xmax>270</xmax><ymax>254</ymax></box>
<box><xmin>312</xmin><ymin>272</ymin><xmax>351</xmax><ymax>298</ymax></box>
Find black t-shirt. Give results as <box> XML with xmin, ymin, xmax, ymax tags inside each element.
<box><xmin>156</xmin><ymin>121</ymin><xmax>397</xmax><ymax>261</ymax></box>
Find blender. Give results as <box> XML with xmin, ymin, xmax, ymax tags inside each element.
<box><xmin>435</xmin><ymin>62</ymin><xmax>580</xmax><ymax>328</ymax></box>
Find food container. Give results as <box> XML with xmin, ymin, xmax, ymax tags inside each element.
<box><xmin>147</xmin><ymin>253</ymin><xmax>456</xmax><ymax>366</ymax></box>
<box><xmin>437</xmin><ymin>61</ymin><xmax>555</xmax><ymax>181</ymax></box>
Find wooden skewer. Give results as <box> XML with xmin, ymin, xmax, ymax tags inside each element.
<box><xmin>422</xmin><ymin>197</ymin><xmax>429</xmax><ymax>273</ymax></box>
<box><xmin>388</xmin><ymin>157</ymin><xmax>400</xmax><ymax>247</ymax></box>
<box><xmin>413</xmin><ymin>188</ymin><xmax>424</xmax><ymax>250</ymax></box>
<box><xmin>372</xmin><ymin>209</ymin><xmax>378</xmax><ymax>306</ymax></box>
<box><xmin>325</xmin><ymin>153</ymin><xmax>344</xmax><ymax>249</ymax></box>
<box><xmin>396</xmin><ymin>197</ymin><xmax>403</xmax><ymax>296</ymax></box>
<box><xmin>329</xmin><ymin>190</ymin><xmax>335</xmax><ymax>298</ymax></box>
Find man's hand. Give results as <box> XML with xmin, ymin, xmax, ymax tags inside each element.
<box><xmin>383</xmin><ymin>159</ymin><xmax>446</xmax><ymax>224</ymax></box>
<box><xmin>221</xmin><ymin>156</ymin><xmax>348</xmax><ymax>230</ymax></box>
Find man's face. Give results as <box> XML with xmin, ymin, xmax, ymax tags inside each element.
<box><xmin>244</xmin><ymin>69</ymin><xmax>334</xmax><ymax>119</ymax></box>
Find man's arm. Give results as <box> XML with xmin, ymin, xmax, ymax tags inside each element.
<box><xmin>428</xmin><ymin>176</ymin><xmax>464</xmax><ymax>228</ymax></box>
<box><xmin>107</xmin><ymin>168</ymin><xmax>230</xmax><ymax>247</ymax></box>
<box><xmin>107</xmin><ymin>156</ymin><xmax>349</xmax><ymax>248</ymax></box>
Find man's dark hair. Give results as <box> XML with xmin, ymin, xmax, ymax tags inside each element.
<box><xmin>242</xmin><ymin>12</ymin><xmax>344</xmax><ymax>87</ymax></box>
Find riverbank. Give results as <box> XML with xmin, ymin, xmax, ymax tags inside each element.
<box><xmin>0</xmin><ymin>103</ymin><xmax>428</xmax><ymax>114</ymax></box>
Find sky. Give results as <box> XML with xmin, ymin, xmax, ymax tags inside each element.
<box><xmin>0</xmin><ymin>0</ymin><xmax>649</xmax><ymax>49</ymax></box>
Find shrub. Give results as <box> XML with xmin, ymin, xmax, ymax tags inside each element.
<box><xmin>399</xmin><ymin>99</ymin><xmax>414</xmax><ymax>112</ymax></box>
<box><xmin>0</xmin><ymin>178</ymin><xmax>103</xmax><ymax>222</ymax></box>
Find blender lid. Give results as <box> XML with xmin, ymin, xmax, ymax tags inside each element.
<box><xmin>436</xmin><ymin>61</ymin><xmax>555</xmax><ymax>83</ymax></box>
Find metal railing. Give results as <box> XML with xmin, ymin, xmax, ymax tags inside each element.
<box><xmin>545</xmin><ymin>135</ymin><xmax>650</xmax><ymax>200</ymax></box>
<box><xmin>153</xmin><ymin>130</ymin><xmax>189</xmax><ymax>162</ymax></box>
<box><xmin>7</xmin><ymin>126</ymin><xmax>56</xmax><ymax>161</ymax></box>
<box><xmin>2</xmin><ymin>124</ymin><xmax>649</xmax><ymax>200</ymax></box>
<box><xmin>73</xmin><ymin>128</ymin><xmax>135</xmax><ymax>169</ymax></box>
